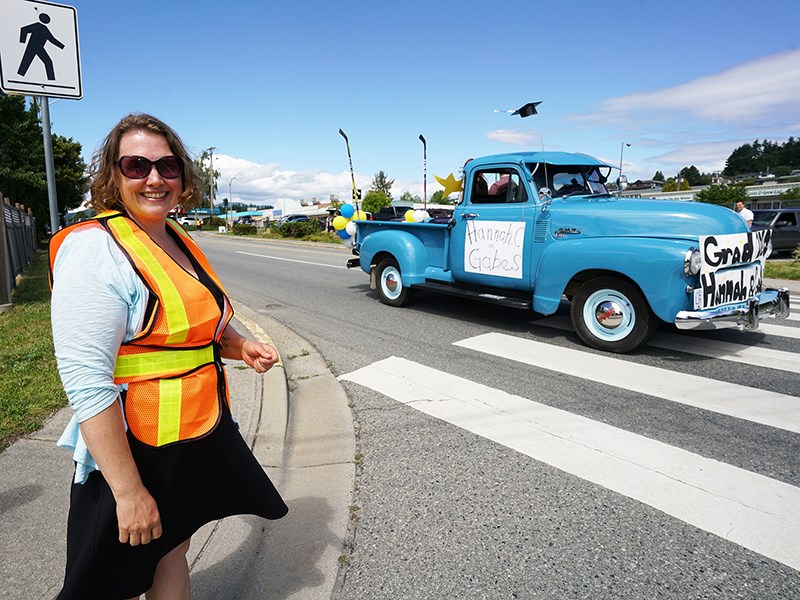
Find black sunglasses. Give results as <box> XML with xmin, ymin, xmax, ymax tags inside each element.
<box><xmin>117</xmin><ymin>155</ymin><xmax>183</xmax><ymax>179</ymax></box>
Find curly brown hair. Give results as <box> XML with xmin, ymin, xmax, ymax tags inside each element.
<box><xmin>88</xmin><ymin>113</ymin><xmax>203</xmax><ymax>212</ymax></box>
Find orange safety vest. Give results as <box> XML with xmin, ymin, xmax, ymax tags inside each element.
<box><xmin>49</xmin><ymin>210</ymin><xmax>234</xmax><ymax>447</ymax></box>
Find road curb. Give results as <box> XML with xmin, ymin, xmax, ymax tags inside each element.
<box><xmin>205</xmin><ymin>300</ymin><xmax>357</xmax><ymax>599</ymax></box>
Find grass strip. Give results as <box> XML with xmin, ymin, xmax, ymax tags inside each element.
<box><xmin>0</xmin><ymin>247</ymin><xmax>66</xmax><ymax>451</ymax></box>
<box><xmin>765</xmin><ymin>259</ymin><xmax>800</xmax><ymax>280</ymax></box>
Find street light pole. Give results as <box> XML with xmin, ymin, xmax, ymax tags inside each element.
<box><xmin>619</xmin><ymin>141</ymin><xmax>630</xmax><ymax>175</ymax></box>
<box><xmin>618</xmin><ymin>141</ymin><xmax>631</xmax><ymax>197</ymax></box>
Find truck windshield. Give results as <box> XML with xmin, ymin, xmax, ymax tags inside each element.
<box><xmin>529</xmin><ymin>164</ymin><xmax>609</xmax><ymax>197</ymax></box>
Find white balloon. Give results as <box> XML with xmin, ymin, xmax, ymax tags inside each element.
<box><xmin>413</xmin><ymin>209</ymin><xmax>429</xmax><ymax>222</ymax></box>
<box><xmin>345</xmin><ymin>221</ymin><xmax>357</xmax><ymax>236</ymax></box>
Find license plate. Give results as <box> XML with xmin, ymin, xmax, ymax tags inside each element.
<box><xmin>693</xmin><ymin>264</ymin><xmax>763</xmax><ymax>310</ymax></box>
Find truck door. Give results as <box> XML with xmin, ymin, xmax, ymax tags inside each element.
<box><xmin>450</xmin><ymin>166</ymin><xmax>536</xmax><ymax>292</ymax></box>
<box><xmin>770</xmin><ymin>211</ymin><xmax>799</xmax><ymax>252</ymax></box>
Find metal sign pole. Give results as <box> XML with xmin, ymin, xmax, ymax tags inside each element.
<box><xmin>40</xmin><ymin>97</ymin><xmax>60</xmax><ymax>234</ymax></box>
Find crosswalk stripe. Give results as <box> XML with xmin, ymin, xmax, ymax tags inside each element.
<box><xmin>455</xmin><ymin>333</ymin><xmax>800</xmax><ymax>434</ymax></box>
<box><xmin>340</xmin><ymin>356</ymin><xmax>800</xmax><ymax>571</ymax></box>
<box><xmin>787</xmin><ymin>313</ymin><xmax>799</xmax><ymax>322</ymax></box>
<box><xmin>536</xmin><ymin>316</ymin><xmax>800</xmax><ymax>374</ymax></box>
<box><xmin>758</xmin><ymin>320</ymin><xmax>800</xmax><ymax>338</ymax></box>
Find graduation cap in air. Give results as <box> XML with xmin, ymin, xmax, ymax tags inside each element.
<box><xmin>493</xmin><ymin>101</ymin><xmax>542</xmax><ymax>118</ymax></box>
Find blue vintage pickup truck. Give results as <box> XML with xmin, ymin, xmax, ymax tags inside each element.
<box><xmin>346</xmin><ymin>151</ymin><xmax>790</xmax><ymax>352</ymax></box>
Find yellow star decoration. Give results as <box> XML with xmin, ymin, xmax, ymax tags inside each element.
<box><xmin>434</xmin><ymin>173</ymin><xmax>463</xmax><ymax>200</ymax></box>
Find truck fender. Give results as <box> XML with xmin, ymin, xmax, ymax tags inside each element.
<box><xmin>359</xmin><ymin>229</ymin><xmax>430</xmax><ymax>286</ymax></box>
<box><xmin>532</xmin><ymin>237</ymin><xmax>697</xmax><ymax>322</ymax></box>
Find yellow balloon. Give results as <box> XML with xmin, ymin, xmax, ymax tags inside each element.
<box><xmin>404</xmin><ymin>210</ymin><xmax>415</xmax><ymax>222</ymax></box>
<box><xmin>333</xmin><ymin>215</ymin><xmax>349</xmax><ymax>230</ymax></box>
<box><xmin>353</xmin><ymin>210</ymin><xmax>368</xmax><ymax>221</ymax></box>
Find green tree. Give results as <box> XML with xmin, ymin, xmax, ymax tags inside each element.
<box><xmin>370</xmin><ymin>171</ymin><xmax>394</xmax><ymax>198</ymax></box>
<box><xmin>678</xmin><ymin>165</ymin><xmax>712</xmax><ymax>186</ymax></box>
<box><xmin>661</xmin><ymin>177</ymin><xmax>690</xmax><ymax>192</ymax></box>
<box><xmin>652</xmin><ymin>171</ymin><xmax>665</xmax><ymax>182</ymax></box>
<box><xmin>193</xmin><ymin>149</ymin><xmax>219</xmax><ymax>209</ymax></box>
<box><xmin>430</xmin><ymin>189</ymin><xmax>445</xmax><ymax>204</ymax></box>
<box><xmin>0</xmin><ymin>94</ymin><xmax>88</xmax><ymax>227</ymax></box>
<box><xmin>0</xmin><ymin>94</ymin><xmax>46</xmax><ymax>210</ymax></box>
<box><xmin>723</xmin><ymin>138</ymin><xmax>800</xmax><ymax>176</ymax></box>
<box><xmin>53</xmin><ymin>134</ymin><xmax>88</xmax><ymax>214</ymax></box>
<box><xmin>399</xmin><ymin>191</ymin><xmax>421</xmax><ymax>204</ymax></box>
<box><xmin>362</xmin><ymin>190</ymin><xmax>391</xmax><ymax>214</ymax></box>
<box><xmin>772</xmin><ymin>165</ymin><xmax>792</xmax><ymax>177</ymax></box>
<box><xmin>723</xmin><ymin>142</ymin><xmax>758</xmax><ymax>175</ymax></box>
<box><xmin>779</xmin><ymin>186</ymin><xmax>800</xmax><ymax>204</ymax></box>
<box><xmin>694</xmin><ymin>183</ymin><xmax>748</xmax><ymax>207</ymax></box>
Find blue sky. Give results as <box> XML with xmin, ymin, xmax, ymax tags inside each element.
<box><xmin>22</xmin><ymin>0</ymin><xmax>800</xmax><ymax>209</ymax></box>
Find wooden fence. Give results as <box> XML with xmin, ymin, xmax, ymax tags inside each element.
<box><xmin>0</xmin><ymin>193</ymin><xmax>38</xmax><ymax>307</ymax></box>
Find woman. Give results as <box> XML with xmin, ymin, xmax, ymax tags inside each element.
<box><xmin>49</xmin><ymin>114</ymin><xmax>288</xmax><ymax>599</ymax></box>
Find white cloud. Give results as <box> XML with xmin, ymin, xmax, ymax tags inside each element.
<box><xmin>574</xmin><ymin>49</ymin><xmax>800</xmax><ymax>126</ymax></box>
<box><xmin>212</xmin><ymin>154</ymin><xmax>369</xmax><ymax>206</ymax></box>
<box><xmin>645</xmin><ymin>140</ymin><xmax>752</xmax><ymax>173</ymax></box>
<box><xmin>486</xmin><ymin>129</ymin><xmax>538</xmax><ymax>146</ymax></box>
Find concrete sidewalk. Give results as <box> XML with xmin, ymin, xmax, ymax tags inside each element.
<box><xmin>0</xmin><ymin>302</ymin><xmax>355</xmax><ymax>600</ymax></box>
<box><xmin>764</xmin><ymin>277</ymin><xmax>800</xmax><ymax>298</ymax></box>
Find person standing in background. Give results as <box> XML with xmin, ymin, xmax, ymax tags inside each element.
<box><xmin>734</xmin><ymin>201</ymin><xmax>754</xmax><ymax>228</ymax></box>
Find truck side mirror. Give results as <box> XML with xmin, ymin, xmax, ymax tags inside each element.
<box><xmin>538</xmin><ymin>187</ymin><xmax>553</xmax><ymax>212</ymax></box>
<box><xmin>616</xmin><ymin>175</ymin><xmax>629</xmax><ymax>191</ymax></box>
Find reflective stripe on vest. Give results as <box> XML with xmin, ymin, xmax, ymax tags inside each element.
<box><xmin>114</xmin><ymin>344</ymin><xmax>215</xmax><ymax>382</ymax></box>
<box><xmin>105</xmin><ymin>217</ymin><xmax>190</xmax><ymax>345</ymax></box>
<box><xmin>158</xmin><ymin>378</ymin><xmax>183</xmax><ymax>446</ymax></box>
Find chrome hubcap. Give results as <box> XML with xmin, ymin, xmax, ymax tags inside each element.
<box><xmin>594</xmin><ymin>301</ymin><xmax>624</xmax><ymax>330</ymax></box>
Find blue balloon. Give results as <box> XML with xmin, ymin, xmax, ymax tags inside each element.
<box><xmin>340</xmin><ymin>203</ymin><xmax>355</xmax><ymax>219</ymax></box>
<box><xmin>337</xmin><ymin>228</ymin><xmax>351</xmax><ymax>239</ymax></box>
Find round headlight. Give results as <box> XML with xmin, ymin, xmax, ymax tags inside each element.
<box><xmin>683</xmin><ymin>247</ymin><xmax>701</xmax><ymax>276</ymax></box>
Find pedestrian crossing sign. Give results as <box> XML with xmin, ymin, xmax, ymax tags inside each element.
<box><xmin>0</xmin><ymin>0</ymin><xmax>82</xmax><ymax>99</ymax></box>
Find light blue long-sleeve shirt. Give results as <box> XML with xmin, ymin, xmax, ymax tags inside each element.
<box><xmin>51</xmin><ymin>226</ymin><xmax>148</xmax><ymax>483</ymax></box>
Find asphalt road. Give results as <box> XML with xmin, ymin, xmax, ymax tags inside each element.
<box><xmin>197</xmin><ymin>234</ymin><xmax>800</xmax><ymax>599</ymax></box>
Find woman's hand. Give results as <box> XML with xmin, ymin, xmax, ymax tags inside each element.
<box><xmin>115</xmin><ymin>486</ymin><xmax>162</xmax><ymax>546</ymax></box>
<box><xmin>241</xmin><ymin>339</ymin><xmax>279</xmax><ymax>373</ymax></box>
<box><xmin>77</xmin><ymin>403</ymin><xmax>163</xmax><ymax>546</ymax></box>
<box><xmin>221</xmin><ymin>324</ymin><xmax>280</xmax><ymax>373</ymax></box>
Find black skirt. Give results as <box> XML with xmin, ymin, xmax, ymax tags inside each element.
<box><xmin>57</xmin><ymin>409</ymin><xmax>288</xmax><ymax>600</ymax></box>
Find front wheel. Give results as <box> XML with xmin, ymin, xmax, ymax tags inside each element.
<box><xmin>375</xmin><ymin>258</ymin><xmax>415</xmax><ymax>307</ymax></box>
<box><xmin>570</xmin><ymin>276</ymin><xmax>657</xmax><ymax>353</ymax></box>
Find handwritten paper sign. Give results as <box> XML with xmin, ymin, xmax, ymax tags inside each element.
<box><xmin>695</xmin><ymin>230</ymin><xmax>771</xmax><ymax>310</ymax></box>
<box><xmin>463</xmin><ymin>220</ymin><xmax>525</xmax><ymax>279</ymax></box>
<box><xmin>699</xmin><ymin>230</ymin><xmax>771</xmax><ymax>274</ymax></box>
<box><xmin>694</xmin><ymin>263</ymin><xmax>763</xmax><ymax>310</ymax></box>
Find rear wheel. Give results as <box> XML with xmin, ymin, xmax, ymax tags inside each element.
<box><xmin>570</xmin><ymin>276</ymin><xmax>657</xmax><ymax>353</ymax></box>
<box><xmin>375</xmin><ymin>258</ymin><xmax>415</xmax><ymax>307</ymax></box>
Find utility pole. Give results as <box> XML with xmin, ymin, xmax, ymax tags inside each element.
<box><xmin>227</xmin><ymin>176</ymin><xmax>236</xmax><ymax>227</ymax></box>
<box><xmin>207</xmin><ymin>146</ymin><xmax>216</xmax><ymax>221</ymax></box>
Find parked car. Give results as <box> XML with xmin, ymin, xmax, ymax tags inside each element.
<box><xmin>277</xmin><ymin>214</ymin><xmax>310</xmax><ymax>225</ymax></box>
<box><xmin>751</xmin><ymin>208</ymin><xmax>800</xmax><ymax>255</ymax></box>
<box><xmin>235</xmin><ymin>215</ymin><xmax>255</xmax><ymax>225</ymax></box>
<box><xmin>175</xmin><ymin>216</ymin><xmax>195</xmax><ymax>227</ymax></box>
<box><xmin>373</xmin><ymin>206</ymin><xmax>411</xmax><ymax>221</ymax></box>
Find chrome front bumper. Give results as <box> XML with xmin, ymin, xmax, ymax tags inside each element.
<box><xmin>674</xmin><ymin>287</ymin><xmax>790</xmax><ymax>331</ymax></box>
